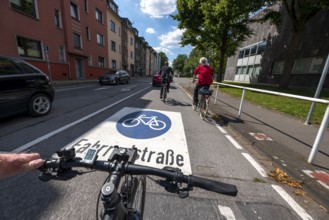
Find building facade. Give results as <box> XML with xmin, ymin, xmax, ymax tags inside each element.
<box><xmin>0</xmin><ymin>0</ymin><xmax>158</xmax><ymax>81</ymax></box>
<box><xmin>107</xmin><ymin>0</ymin><xmax>122</xmax><ymax>73</ymax></box>
<box><xmin>224</xmin><ymin>5</ymin><xmax>329</xmax><ymax>88</ymax></box>
<box><xmin>0</xmin><ymin>0</ymin><xmax>109</xmax><ymax>81</ymax></box>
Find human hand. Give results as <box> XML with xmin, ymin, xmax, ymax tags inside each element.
<box><xmin>0</xmin><ymin>153</ymin><xmax>44</xmax><ymax>179</ymax></box>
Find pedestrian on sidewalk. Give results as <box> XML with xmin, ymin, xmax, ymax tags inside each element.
<box><xmin>192</xmin><ymin>57</ymin><xmax>214</xmax><ymax>110</ymax></box>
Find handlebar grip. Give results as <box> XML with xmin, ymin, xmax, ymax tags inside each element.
<box><xmin>189</xmin><ymin>175</ymin><xmax>238</xmax><ymax>196</ymax></box>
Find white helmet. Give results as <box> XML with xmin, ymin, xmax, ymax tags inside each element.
<box><xmin>199</xmin><ymin>57</ymin><xmax>208</xmax><ymax>65</ymax></box>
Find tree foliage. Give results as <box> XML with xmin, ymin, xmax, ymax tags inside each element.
<box><xmin>158</xmin><ymin>52</ymin><xmax>168</xmax><ymax>67</ymax></box>
<box><xmin>173</xmin><ymin>0</ymin><xmax>265</xmax><ymax>82</ymax></box>
<box><xmin>173</xmin><ymin>0</ymin><xmax>329</xmax><ymax>87</ymax></box>
<box><xmin>172</xmin><ymin>54</ymin><xmax>188</xmax><ymax>74</ymax></box>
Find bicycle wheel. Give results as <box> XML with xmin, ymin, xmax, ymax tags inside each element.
<box><xmin>121</xmin><ymin>175</ymin><xmax>146</xmax><ymax>219</ymax></box>
<box><xmin>200</xmin><ymin>96</ymin><xmax>207</xmax><ymax>119</ymax></box>
<box><xmin>162</xmin><ymin>86</ymin><xmax>167</xmax><ymax>101</ymax></box>
<box><xmin>196</xmin><ymin>95</ymin><xmax>203</xmax><ymax>113</ymax></box>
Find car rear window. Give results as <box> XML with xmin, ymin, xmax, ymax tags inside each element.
<box><xmin>18</xmin><ymin>61</ymin><xmax>40</xmax><ymax>73</ymax></box>
<box><xmin>0</xmin><ymin>59</ymin><xmax>21</xmax><ymax>75</ymax></box>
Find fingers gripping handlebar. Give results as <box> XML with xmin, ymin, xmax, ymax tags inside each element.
<box><xmin>38</xmin><ymin>147</ymin><xmax>238</xmax><ymax>197</ymax></box>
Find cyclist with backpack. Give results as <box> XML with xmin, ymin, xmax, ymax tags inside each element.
<box><xmin>160</xmin><ymin>61</ymin><xmax>173</xmax><ymax>99</ymax></box>
<box><xmin>192</xmin><ymin>57</ymin><xmax>214</xmax><ymax>110</ymax></box>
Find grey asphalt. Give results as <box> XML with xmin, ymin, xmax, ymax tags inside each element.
<box><xmin>175</xmin><ymin>78</ymin><xmax>329</xmax><ymax>213</ymax></box>
<box><xmin>53</xmin><ymin>77</ymin><xmax>329</xmax><ymax>212</ymax></box>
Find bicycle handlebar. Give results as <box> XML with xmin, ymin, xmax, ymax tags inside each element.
<box><xmin>39</xmin><ymin>159</ymin><xmax>238</xmax><ymax>196</ymax></box>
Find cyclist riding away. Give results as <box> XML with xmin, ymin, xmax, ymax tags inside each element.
<box><xmin>192</xmin><ymin>57</ymin><xmax>214</xmax><ymax>110</ymax></box>
<box><xmin>160</xmin><ymin>61</ymin><xmax>173</xmax><ymax>99</ymax></box>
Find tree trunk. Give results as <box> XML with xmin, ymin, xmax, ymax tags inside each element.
<box><xmin>279</xmin><ymin>30</ymin><xmax>303</xmax><ymax>88</ymax></box>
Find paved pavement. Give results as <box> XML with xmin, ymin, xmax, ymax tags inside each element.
<box><xmin>175</xmin><ymin>78</ymin><xmax>329</xmax><ymax>213</ymax></box>
<box><xmin>53</xmin><ymin>78</ymin><xmax>329</xmax><ymax>212</ymax></box>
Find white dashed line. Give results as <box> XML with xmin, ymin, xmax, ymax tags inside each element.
<box><xmin>226</xmin><ymin>135</ymin><xmax>243</xmax><ymax>149</ymax></box>
<box><xmin>271</xmin><ymin>185</ymin><xmax>313</xmax><ymax>220</ymax></box>
<box><xmin>218</xmin><ymin>205</ymin><xmax>236</xmax><ymax>220</ymax></box>
<box><xmin>242</xmin><ymin>153</ymin><xmax>268</xmax><ymax>177</ymax></box>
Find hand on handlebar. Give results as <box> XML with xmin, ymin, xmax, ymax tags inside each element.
<box><xmin>0</xmin><ymin>153</ymin><xmax>44</xmax><ymax>179</ymax></box>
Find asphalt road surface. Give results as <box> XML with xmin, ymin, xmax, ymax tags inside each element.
<box><xmin>0</xmin><ymin>78</ymin><xmax>328</xmax><ymax>219</ymax></box>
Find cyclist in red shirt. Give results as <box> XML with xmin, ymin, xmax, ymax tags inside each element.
<box><xmin>192</xmin><ymin>57</ymin><xmax>214</xmax><ymax>110</ymax></box>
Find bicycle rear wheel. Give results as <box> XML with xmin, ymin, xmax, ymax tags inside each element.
<box><xmin>121</xmin><ymin>175</ymin><xmax>146</xmax><ymax>219</ymax></box>
<box><xmin>162</xmin><ymin>85</ymin><xmax>167</xmax><ymax>101</ymax></box>
<box><xmin>200</xmin><ymin>96</ymin><xmax>208</xmax><ymax>119</ymax></box>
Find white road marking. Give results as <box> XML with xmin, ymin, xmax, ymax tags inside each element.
<box><xmin>218</xmin><ymin>205</ymin><xmax>236</xmax><ymax>220</ymax></box>
<box><xmin>271</xmin><ymin>185</ymin><xmax>313</xmax><ymax>220</ymax></box>
<box><xmin>242</xmin><ymin>153</ymin><xmax>268</xmax><ymax>177</ymax></box>
<box><xmin>12</xmin><ymin>86</ymin><xmax>151</xmax><ymax>153</ymax></box>
<box><xmin>56</xmin><ymin>85</ymin><xmax>95</xmax><ymax>92</ymax></box>
<box><xmin>226</xmin><ymin>135</ymin><xmax>243</xmax><ymax>149</ymax></box>
<box><xmin>94</xmin><ymin>87</ymin><xmax>110</xmax><ymax>91</ymax></box>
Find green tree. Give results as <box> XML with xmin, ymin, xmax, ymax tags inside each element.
<box><xmin>172</xmin><ymin>54</ymin><xmax>188</xmax><ymax>74</ymax></box>
<box><xmin>173</xmin><ymin>0</ymin><xmax>265</xmax><ymax>82</ymax></box>
<box><xmin>253</xmin><ymin>0</ymin><xmax>329</xmax><ymax>88</ymax></box>
<box><xmin>158</xmin><ymin>52</ymin><xmax>168</xmax><ymax>67</ymax></box>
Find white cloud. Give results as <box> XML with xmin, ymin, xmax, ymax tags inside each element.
<box><xmin>146</xmin><ymin>28</ymin><xmax>156</xmax><ymax>34</ymax></box>
<box><xmin>140</xmin><ymin>0</ymin><xmax>176</xmax><ymax>18</ymax></box>
<box><xmin>159</xmin><ymin>27</ymin><xmax>185</xmax><ymax>49</ymax></box>
<box><xmin>153</xmin><ymin>47</ymin><xmax>173</xmax><ymax>55</ymax></box>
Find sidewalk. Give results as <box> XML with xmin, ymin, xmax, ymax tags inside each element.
<box><xmin>176</xmin><ymin>78</ymin><xmax>329</xmax><ymax>211</ymax></box>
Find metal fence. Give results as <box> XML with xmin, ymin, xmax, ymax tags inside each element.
<box><xmin>212</xmin><ymin>82</ymin><xmax>329</xmax><ymax>164</ymax></box>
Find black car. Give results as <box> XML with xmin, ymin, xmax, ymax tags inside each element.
<box><xmin>98</xmin><ymin>70</ymin><xmax>130</xmax><ymax>85</ymax></box>
<box><xmin>0</xmin><ymin>56</ymin><xmax>55</xmax><ymax>118</ymax></box>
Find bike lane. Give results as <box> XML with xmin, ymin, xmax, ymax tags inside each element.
<box><xmin>63</xmin><ymin>107</ymin><xmax>192</xmax><ymax>174</ymax></box>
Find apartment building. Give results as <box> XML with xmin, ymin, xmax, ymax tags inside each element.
<box><xmin>107</xmin><ymin>0</ymin><xmax>121</xmax><ymax>72</ymax></box>
<box><xmin>0</xmin><ymin>0</ymin><xmax>158</xmax><ymax>81</ymax></box>
<box><xmin>224</xmin><ymin>5</ymin><xmax>329</xmax><ymax>88</ymax></box>
<box><xmin>0</xmin><ymin>0</ymin><xmax>109</xmax><ymax>80</ymax></box>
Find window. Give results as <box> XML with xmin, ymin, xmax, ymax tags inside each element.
<box><xmin>130</xmin><ymin>51</ymin><xmax>133</xmax><ymax>59</ymax></box>
<box><xmin>109</xmin><ymin>1</ymin><xmax>118</xmax><ymax>14</ymax></box>
<box><xmin>88</xmin><ymin>54</ymin><xmax>93</xmax><ymax>65</ymax></box>
<box><xmin>97</xmin><ymin>33</ymin><xmax>104</xmax><ymax>46</ymax></box>
<box><xmin>130</xmin><ymin>37</ymin><xmax>133</xmax><ymax>46</ymax></box>
<box><xmin>58</xmin><ymin>46</ymin><xmax>66</xmax><ymax>62</ymax></box>
<box><xmin>54</xmin><ymin>9</ymin><xmax>62</xmax><ymax>28</ymax></box>
<box><xmin>257</xmin><ymin>41</ymin><xmax>266</xmax><ymax>55</ymax></box>
<box><xmin>16</xmin><ymin>36</ymin><xmax>42</xmax><ymax>59</ymax></box>
<box><xmin>110</xmin><ymin>20</ymin><xmax>116</xmax><ymax>32</ymax></box>
<box><xmin>73</xmin><ymin>33</ymin><xmax>82</xmax><ymax>49</ymax></box>
<box><xmin>86</xmin><ymin>26</ymin><xmax>91</xmax><ymax>41</ymax></box>
<box><xmin>10</xmin><ymin>0</ymin><xmax>37</xmax><ymax>17</ymax></box>
<box><xmin>112</xmin><ymin>60</ymin><xmax>116</xmax><ymax>69</ymax></box>
<box><xmin>70</xmin><ymin>2</ymin><xmax>79</xmax><ymax>20</ymax></box>
<box><xmin>84</xmin><ymin>0</ymin><xmax>88</xmax><ymax>13</ymax></box>
<box><xmin>309</xmin><ymin>57</ymin><xmax>323</xmax><ymax>74</ymax></box>
<box><xmin>0</xmin><ymin>59</ymin><xmax>21</xmax><ymax>75</ymax></box>
<box><xmin>111</xmin><ymin>41</ymin><xmax>116</xmax><ymax>51</ymax></box>
<box><xmin>292</xmin><ymin>58</ymin><xmax>312</xmax><ymax>74</ymax></box>
<box><xmin>272</xmin><ymin>61</ymin><xmax>284</xmax><ymax>75</ymax></box>
<box><xmin>98</xmin><ymin>57</ymin><xmax>105</xmax><ymax>67</ymax></box>
<box><xmin>96</xmin><ymin>8</ymin><xmax>103</xmax><ymax>23</ymax></box>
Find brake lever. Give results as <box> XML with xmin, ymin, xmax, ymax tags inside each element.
<box><xmin>158</xmin><ymin>179</ymin><xmax>192</xmax><ymax>199</ymax></box>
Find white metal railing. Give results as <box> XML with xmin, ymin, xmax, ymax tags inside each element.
<box><xmin>211</xmin><ymin>82</ymin><xmax>329</xmax><ymax>164</ymax></box>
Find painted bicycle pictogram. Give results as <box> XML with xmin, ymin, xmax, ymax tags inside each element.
<box><xmin>117</xmin><ymin>110</ymin><xmax>172</xmax><ymax>139</ymax></box>
<box><xmin>122</xmin><ymin>114</ymin><xmax>166</xmax><ymax>130</ymax></box>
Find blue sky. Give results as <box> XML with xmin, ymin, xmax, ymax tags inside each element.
<box><xmin>115</xmin><ymin>0</ymin><xmax>192</xmax><ymax>63</ymax></box>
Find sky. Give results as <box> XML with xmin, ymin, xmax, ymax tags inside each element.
<box><xmin>115</xmin><ymin>0</ymin><xmax>192</xmax><ymax>64</ymax></box>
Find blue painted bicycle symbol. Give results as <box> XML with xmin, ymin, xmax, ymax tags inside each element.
<box><xmin>117</xmin><ymin>110</ymin><xmax>171</xmax><ymax>139</ymax></box>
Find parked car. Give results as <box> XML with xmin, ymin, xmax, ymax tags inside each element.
<box><xmin>152</xmin><ymin>71</ymin><xmax>161</xmax><ymax>86</ymax></box>
<box><xmin>0</xmin><ymin>55</ymin><xmax>55</xmax><ymax>118</ymax></box>
<box><xmin>98</xmin><ymin>70</ymin><xmax>130</xmax><ymax>85</ymax></box>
